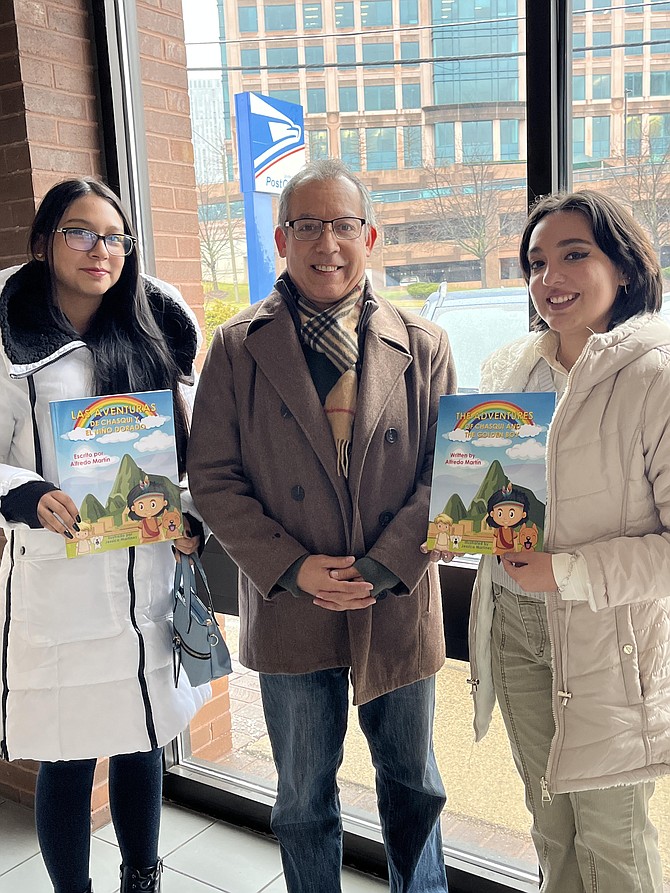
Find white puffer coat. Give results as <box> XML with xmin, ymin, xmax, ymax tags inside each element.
<box><xmin>469</xmin><ymin>313</ymin><xmax>670</xmax><ymax>794</ymax></box>
<box><xmin>0</xmin><ymin>263</ymin><xmax>208</xmax><ymax>761</ymax></box>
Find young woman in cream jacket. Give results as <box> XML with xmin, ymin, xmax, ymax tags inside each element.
<box><xmin>429</xmin><ymin>191</ymin><xmax>670</xmax><ymax>893</ymax></box>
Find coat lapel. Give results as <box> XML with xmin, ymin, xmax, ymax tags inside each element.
<box><xmin>243</xmin><ymin>295</ymin><xmax>344</xmax><ymax>492</ymax></box>
<box><xmin>348</xmin><ymin>303</ymin><xmax>412</xmax><ymax>495</ymax></box>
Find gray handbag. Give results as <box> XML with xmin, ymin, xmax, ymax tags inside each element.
<box><xmin>172</xmin><ymin>553</ymin><xmax>232</xmax><ymax>687</ymax></box>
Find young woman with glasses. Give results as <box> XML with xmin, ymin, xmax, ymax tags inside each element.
<box><xmin>0</xmin><ymin>178</ymin><xmax>208</xmax><ymax>893</ymax></box>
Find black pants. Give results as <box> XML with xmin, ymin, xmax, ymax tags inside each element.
<box><xmin>35</xmin><ymin>748</ymin><xmax>162</xmax><ymax>893</ymax></box>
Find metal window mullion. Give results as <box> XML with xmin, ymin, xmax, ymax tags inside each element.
<box><xmin>93</xmin><ymin>0</ymin><xmax>156</xmax><ymax>275</ymax></box>
<box><xmin>525</xmin><ymin>0</ymin><xmax>571</xmax><ymax>208</ymax></box>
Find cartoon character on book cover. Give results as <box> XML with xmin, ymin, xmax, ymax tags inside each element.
<box><xmin>426</xmin><ymin>393</ymin><xmax>555</xmax><ymax>556</ymax></box>
<box><xmin>49</xmin><ymin>390</ymin><xmax>183</xmax><ymax>558</ymax></box>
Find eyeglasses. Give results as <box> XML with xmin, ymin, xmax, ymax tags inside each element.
<box><xmin>284</xmin><ymin>217</ymin><xmax>366</xmax><ymax>241</ymax></box>
<box><xmin>54</xmin><ymin>227</ymin><xmax>136</xmax><ymax>257</ymax></box>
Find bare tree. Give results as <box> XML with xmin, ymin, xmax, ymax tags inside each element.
<box><xmin>421</xmin><ymin>158</ymin><xmax>525</xmax><ymax>288</ymax></box>
<box><xmin>607</xmin><ymin>124</ymin><xmax>670</xmax><ymax>257</ymax></box>
<box><xmin>196</xmin><ymin>178</ymin><xmax>245</xmax><ymax>297</ymax></box>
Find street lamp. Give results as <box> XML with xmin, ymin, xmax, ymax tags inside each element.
<box><xmin>623</xmin><ymin>87</ymin><xmax>632</xmax><ymax>168</ymax></box>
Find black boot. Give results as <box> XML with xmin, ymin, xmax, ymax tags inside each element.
<box><xmin>119</xmin><ymin>860</ymin><xmax>162</xmax><ymax>892</ymax></box>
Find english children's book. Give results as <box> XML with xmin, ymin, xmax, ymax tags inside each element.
<box><xmin>49</xmin><ymin>389</ymin><xmax>184</xmax><ymax>558</ymax></box>
<box><xmin>426</xmin><ymin>392</ymin><xmax>556</xmax><ymax>556</ymax></box>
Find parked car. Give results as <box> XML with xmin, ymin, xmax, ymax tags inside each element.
<box><xmin>419</xmin><ymin>286</ymin><xmax>530</xmax><ymax>392</ymax></box>
<box><xmin>423</xmin><ymin>287</ymin><xmax>670</xmax><ymax>393</ymax></box>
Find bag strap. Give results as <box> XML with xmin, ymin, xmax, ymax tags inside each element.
<box><xmin>173</xmin><ymin>555</ymin><xmax>196</xmax><ymax>634</ymax></box>
<box><xmin>189</xmin><ymin>553</ymin><xmax>216</xmax><ymax>613</ymax></box>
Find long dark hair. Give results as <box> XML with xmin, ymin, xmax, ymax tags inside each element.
<box><xmin>519</xmin><ymin>190</ymin><xmax>663</xmax><ymax>332</ymax></box>
<box><xmin>30</xmin><ymin>178</ymin><xmax>191</xmax><ymax>473</ymax></box>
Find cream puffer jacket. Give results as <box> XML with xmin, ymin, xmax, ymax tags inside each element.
<box><xmin>469</xmin><ymin>313</ymin><xmax>670</xmax><ymax>794</ymax></box>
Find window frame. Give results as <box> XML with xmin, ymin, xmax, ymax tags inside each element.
<box><xmin>99</xmin><ymin>1</ymin><xmax>571</xmax><ymax>890</ymax></box>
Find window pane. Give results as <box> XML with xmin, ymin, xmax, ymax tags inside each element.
<box><xmin>401</xmin><ymin>41</ymin><xmax>420</xmax><ymax>66</ymax></box>
<box><xmin>264</xmin><ymin>4</ymin><xmax>296</xmax><ymax>31</ymax></box>
<box><xmin>364</xmin><ymin>85</ymin><xmax>395</xmax><ymax>110</ymax></box>
<box><xmin>652</xmin><ymin>71</ymin><xmax>670</xmax><ymax>96</ymax></box>
<box><xmin>184</xmin><ymin>0</ymin><xmax>534</xmax><ymax>883</ymax></box>
<box><xmin>625</xmin><ymin>71</ymin><xmax>643</xmax><ymax>97</ymax></box>
<box><xmin>240</xmin><ymin>48</ymin><xmax>260</xmax><ymax>74</ymax></box>
<box><xmin>340</xmin><ymin>128</ymin><xmax>361</xmax><ymax>170</ymax></box>
<box><xmin>593</xmin><ymin>30</ymin><xmax>611</xmax><ymax>58</ymax></box>
<box><xmin>462</xmin><ymin>119</ymin><xmax>493</xmax><ymax>161</ymax></box>
<box><xmin>402</xmin><ymin>82</ymin><xmax>421</xmax><ymax>109</ymax></box>
<box><xmin>500</xmin><ymin>118</ymin><xmax>519</xmax><ymax>160</ymax></box>
<box><xmin>307</xmin><ymin>88</ymin><xmax>326</xmax><ymax>113</ymax></box>
<box><xmin>339</xmin><ymin>86</ymin><xmax>358</xmax><ymax>112</ymax></box>
<box><xmin>400</xmin><ymin>0</ymin><xmax>419</xmax><ymax>24</ymax></box>
<box><xmin>308</xmin><ymin>129</ymin><xmax>328</xmax><ymax>159</ymax></box>
<box><xmin>366</xmin><ymin>126</ymin><xmax>397</xmax><ymax>169</ymax></box>
<box><xmin>625</xmin><ymin>29</ymin><xmax>643</xmax><ymax>56</ymax></box>
<box><xmin>305</xmin><ymin>44</ymin><xmax>324</xmax><ymax>70</ymax></box>
<box><xmin>573</xmin><ymin>74</ymin><xmax>586</xmax><ymax>100</ymax></box>
<box><xmin>361</xmin><ymin>0</ymin><xmax>393</xmax><ymax>27</ymax></box>
<box><xmin>335</xmin><ymin>1</ymin><xmax>354</xmax><ymax>28</ymax></box>
<box><xmin>362</xmin><ymin>42</ymin><xmax>394</xmax><ymax>67</ymax></box>
<box><xmin>435</xmin><ymin>121</ymin><xmax>455</xmax><ymax>166</ymax></box>
<box><xmin>337</xmin><ymin>43</ymin><xmax>356</xmax><ymax>68</ymax></box>
<box><xmin>303</xmin><ymin>2</ymin><xmax>322</xmax><ymax>30</ymax></box>
<box><xmin>652</xmin><ymin>28</ymin><xmax>670</xmax><ymax>54</ymax></box>
<box><xmin>403</xmin><ymin>124</ymin><xmax>422</xmax><ymax>167</ymax></box>
<box><xmin>238</xmin><ymin>5</ymin><xmax>258</xmax><ymax>32</ymax></box>
<box><xmin>268</xmin><ymin>88</ymin><xmax>300</xmax><ymax>104</ymax></box>
<box><xmin>266</xmin><ymin>46</ymin><xmax>298</xmax><ymax>71</ymax></box>
<box><xmin>592</xmin><ymin>73</ymin><xmax>611</xmax><ymax>99</ymax></box>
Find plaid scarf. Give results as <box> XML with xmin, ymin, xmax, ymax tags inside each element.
<box><xmin>295</xmin><ymin>278</ymin><xmax>366</xmax><ymax>477</ymax></box>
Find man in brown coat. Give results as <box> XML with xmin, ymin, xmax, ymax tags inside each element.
<box><xmin>188</xmin><ymin>159</ymin><xmax>455</xmax><ymax>892</ymax></box>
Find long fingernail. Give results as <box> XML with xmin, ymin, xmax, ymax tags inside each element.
<box><xmin>76</xmin><ymin>514</ymin><xmax>82</xmax><ymax>523</ymax></box>
<box><xmin>64</xmin><ymin>530</ymin><xmax>73</xmax><ymax>539</ymax></box>
<box><xmin>72</xmin><ymin>523</ymin><xmax>80</xmax><ymax>532</ymax></box>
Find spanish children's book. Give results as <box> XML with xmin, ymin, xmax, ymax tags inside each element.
<box><xmin>426</xmin><ymin>392</ymin><xmax>556</xmax><ymax>556</ymax></box>
<box><xmin>49</xmin><ymin>389</ymin><xmax>184</xmax><ymax>558</ymax></box>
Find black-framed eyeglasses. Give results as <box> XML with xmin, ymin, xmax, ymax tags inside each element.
<box><xmin>54</xmin><ymin>227</ymin><xmax>136</xmax><ymax>257</ymax></box>
<box><xmin>284</xmin><ymin>217</ymin><xmax>366</xmax><ymax>241</ymax></box>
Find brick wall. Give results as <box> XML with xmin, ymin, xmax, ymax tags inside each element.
<box><xmin>0</xmin><ymin>0</ymin><xmax>102</xmax><ymax>269</ymax></box>
<box><xmin>0</xmin><ymin>0</ymin><xmax>230</xmax><ymax>826</ymax></box>
<box><xmin>136</xmin><ymin>0</ymin><xmax>205</xmax><ymax>341</ymax></box>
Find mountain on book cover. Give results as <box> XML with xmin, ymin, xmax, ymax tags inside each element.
<box><xmin>426</xmin><ymin>392</ymin><xmax>556</xmax><ymax>555</ymax></box>
<box><xmin>49</xmin><ymin>390</ymin><xmax>183</xmax><ymax>558</ymax></box>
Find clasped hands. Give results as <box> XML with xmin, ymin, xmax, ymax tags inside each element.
<box><xmin>420</xmin><ymin>541</ymin><xmax>558</xmax><ymax>593</ymax></box>
<box><xmin>297</xmin><ymin>555</ymin><xmax>377</xmax><ymax>612</ymax></box>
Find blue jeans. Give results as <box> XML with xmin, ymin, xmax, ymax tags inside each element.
<box><xmin>260</xmin><ymin>669</ymin><xmax>448</xmax><ymax>893</ymax></box>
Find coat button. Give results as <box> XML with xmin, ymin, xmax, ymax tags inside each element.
<box><xmin>379</xmin><ymin>511</ymin><xmax>394</xmax><ymax>527</ymax></box>
<box><xmin>280</xmin><ymin>403</ymin><xmax>293</xmax><ymax>420</ymax></box>
<box><xmin>291</xmin><ymin>485</ymin><xmax>305</xmax><ymax>501</ymax></box>
<box><xmin>385</xmin><ymin>428</ymin><xmax>398</xmax><ymax>444</ymax></box>
<box><xmin>622</xmin><ymin>644</ymin><xmax>634</xmax><ymax>655</ymax></box>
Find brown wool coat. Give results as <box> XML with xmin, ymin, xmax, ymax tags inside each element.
<box><xmin>187</xmin><ymin>286</ymin><xmax>456</xmax><ymax>704</ymax></box>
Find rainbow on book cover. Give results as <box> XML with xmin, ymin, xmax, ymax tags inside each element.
<box><xmin>49</xmin><ymin>389</ymin><xmax>183</xmax><ymax>559</ymax></box>
<box><xmin>426</xmin><ymin>392</ymin><xmax>556</xmax><ymax>556</ymax></box>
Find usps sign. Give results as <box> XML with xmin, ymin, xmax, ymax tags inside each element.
<box><xmin>235</xmin><ymin>92</ymin><xmax>305</xmax><ymax>195</ymax></box>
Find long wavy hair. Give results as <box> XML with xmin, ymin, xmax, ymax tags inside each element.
<box><xmin>519</xmin><ymin>190</ymin><xmax>663</xmax><ymax>332</ymax></box>
<box><xmin>30</xmin><ymin>178</ymin><xmax>190</xmax><ymax>474</ymax></box>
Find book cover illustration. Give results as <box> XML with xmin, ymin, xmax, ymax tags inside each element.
<box><xmin>49</xmin><ymin>389</ymin><xmax>184</xmax><ymax>558</ymax></box>
<box><xmin>426</xmin><ymin>392</ymin><xmax>556</xmax><ymax>555</ymax></box>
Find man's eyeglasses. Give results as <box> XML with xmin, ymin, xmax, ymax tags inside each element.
<box><xmin>54</xmin><ymin>228</ymin><xmax>136</xmax><ymax>257</ymax></box>
<box><xmin>284</xmin><ymin>217</ymin><xmax>366</xmax><ymax>242</ymax></box>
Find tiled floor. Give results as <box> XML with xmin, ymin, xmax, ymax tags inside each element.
<box><xmin>0</xmin><ymin>797</ymin><xmax>387</xmax><ymax>893</ymax></box>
